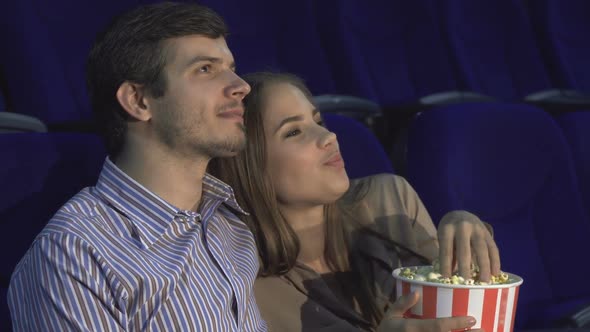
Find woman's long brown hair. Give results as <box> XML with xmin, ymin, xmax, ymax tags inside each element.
<box><xmin>208</xmin><ymin>72</ymin><xmax>424</xmax><ymax>326</ymax></box>
<box><xmin>210</xmin><ymin>71</ymin><xmax>352</xmax><ymax>274</ymax></box>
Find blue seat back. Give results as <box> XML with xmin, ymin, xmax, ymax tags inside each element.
<box><xmin>0</xmin><ymin>133</ymin><xmax>106</xmax><ymax>330</ymax></box>
<box><xmin>197</xmin><ymin>0</ymin><xmax>336</xmax><ymax>96</ymax></box>
<box><xmin>527</xmin><ymin>0</ymin><xmax>590</xmax><ymax>93</ymax></box>
<box><xmin>0</xmin><ymin>1</ymin><xmax>138</xmax><ymax>124</ymax></box>
<box><xmin>555</xmin><ymin>111</ymin><xmax>590</xmax><ymax>219</ymax></box>
<box><xmin>313</xmin><ymin>0</ymin><xmax>459</xmax><ymax>106</ymax></box>
<box><xmin>437</xmin><ymin>0</ymin><xmax>552</xmax><ymax>100</ymax></box>
<box><xmin>323</xmin><ymin>113</ymin><xmax>393</xmax><ymax>178</ymax></box>
<box><xmin>0</xmin><ymin>89</ymin><xmax>6</xmax><ymax>112</ymax></box>
<box><xmin>406</xmin><ymin>103</ymin><xmax>590</xmax><ymax>327</ymax></box>
<box><xmin>197</xmin><ymin>0</ymin><xmax>282</xmax><ymax>75</ymax></box>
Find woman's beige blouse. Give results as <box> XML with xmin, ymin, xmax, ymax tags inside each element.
<box><xmin>254</xmin><ymin>174</ymin><xmax>440</xmax><ymax>331</ymax></box>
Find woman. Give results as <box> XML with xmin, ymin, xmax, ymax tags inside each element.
<box><xmin>209</xmin><ymin>72</ymin><xmax>500</xmax><ymax>331</ymax></box>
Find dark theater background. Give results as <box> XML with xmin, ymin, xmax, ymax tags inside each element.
<box><xmin>1</xmin><ymin>0</ymin><xmax>589</xmax><ymax>330</ymax></box>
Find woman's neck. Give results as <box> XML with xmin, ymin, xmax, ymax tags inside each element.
<box><xmin>279</xmin><ymin>204</ymin><xmax>331</xmax><ymax>274</ymax></box>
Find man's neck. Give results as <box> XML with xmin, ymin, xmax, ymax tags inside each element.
<box><xmin>280</xmin><ymin>204</ymin><xmax>331</xmax><ymax>274</ymax></box>
<box><xmin>115</xmin><ymin>140</ymin><xmax>209</xmax><ymax>212</ymax></box>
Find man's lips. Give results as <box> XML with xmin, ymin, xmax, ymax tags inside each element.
<box><xmin>218</xmin><ymin>108</ymin><xmax>244</xmax><ymax>120</ymax></box>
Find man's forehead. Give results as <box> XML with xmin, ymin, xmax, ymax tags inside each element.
<box><xmin>164</xmin><ymin>35</ymin><xmax>234</xmax><ymax>65</ymax></box>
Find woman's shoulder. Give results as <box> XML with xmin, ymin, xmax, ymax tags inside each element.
<box><xmin>344</xmin><ymin>173</ymin><xmax>432</xmax><ymax>232</ymax></box>
<box><xmin>346</xmin><ymin>173</ymin><xmax>438</xmax><ymax>263</ymax></box>
<box><xmin>350</xmin><ymin>172</ymin><xmax>399</xmax><ymax>185</ymax></box>
<box><xmin>348</xmin><ymin>173</ymin><xmax>413</xmax><ymax>202</ymax></box>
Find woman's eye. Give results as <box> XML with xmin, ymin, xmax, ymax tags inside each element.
<box><xmin>285</xmin><ymin>129</ymin><xmax>301</xmax><ymax>138</ymax></box>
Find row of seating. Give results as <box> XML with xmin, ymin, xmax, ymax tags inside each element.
<box><xmin>329</xmin><ymin>102</ymin><xmax>590</xmax><ymax>328</ymax></box>
<box><xmin>0</xmin><ymin>90</ymin><xmax>5</xmax><ymax>112</ymax></box>
<box><xmin>1</xmin><ymin>108</ymin><xmax>588</xmax><ymax>329</ymax></box>
<box><xmin>0</xmin><ymin>132</ymin><xmax>106</xmax><ymax>330</ymax></box>
<box><xmin>405</xmin><ymin>105</ymin><xmax>590</xmax><ymax>328</ymax></box>
<box><xmin>0</xmin><ymin>0</ymin><xmax>589</xmax><ymax>330</ymax></box>
<box><xmin>1</xmin><ymin>0</ymin><xmax>589</xmax><ymax>126</ymax></box>
<box><xmin>314</xmin><ymin>0</ymin><xmax>590</xmax><ymax>107</ymax></box>
<box><xmin>0</xmin><ymin>116</ymin><xmax>392</xmax><ymax>330</ymax></box>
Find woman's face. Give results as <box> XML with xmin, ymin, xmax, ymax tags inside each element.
<box><xmin>262</xmin><ymin>82</ymin><xmax>350</xmax><ymax>207</ymax></box>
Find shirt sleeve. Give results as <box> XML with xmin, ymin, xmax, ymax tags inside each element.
<box><xmin>8</xmin><ymin>233</ymin><xmax>125</xmax><ymax>332</ymax></box>
<box><xmin>354</xmin><ymin>173</ymin><xmax>439</xmax><ymax>263</ymax></box>
<box><xmin>393</xmin><ymin>175</ymin><xmax>438</xmax><ymax>239</ymax></box>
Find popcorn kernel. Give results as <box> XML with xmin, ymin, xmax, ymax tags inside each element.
<box><xmin>398</xmin><ymin>265</ymin><xmax>512</xmax><ymax>286</ymax></box>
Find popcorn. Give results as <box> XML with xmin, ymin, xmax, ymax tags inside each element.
<box><xmin>427</xmin><ymin>272</ymin><xmax>442</xmax><ymax>282</ymax></box>
<box><xmin>401</xmin><ymin>268</ymin><xmax>414</xmax><ymax>278</ymax></box>
<box><xmin>396</xmin><ymin>262</ymin><xmax>513</xmax><ymax>286</ymax></box>
<box><xmin>414</xmin><ymin>274</ymin><xmax>427</xmax><ymax>282</ymax></box>
<box><xmin>392</xmin><ymin>266</ymin><xmax>524</xmax><ymax>331</ymax></box>
<box><xmin>451</xmin><ymin>275</ymin><xmax>465</xmax><ymax>284</ymax></box>
<box><xmin>499</xmin><ymin>272</ymin><xmax>509</xmax><ymax>283</ymax></box>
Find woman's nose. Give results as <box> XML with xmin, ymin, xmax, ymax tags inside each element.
<box><xmin>318</xmin><ymin>131</ymin><xmax>338</xmax><ymax>149</ymax></box>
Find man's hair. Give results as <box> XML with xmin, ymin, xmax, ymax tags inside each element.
<box><xmin>86</xmin><ymin>2</ymin><xmax>228</xmax><ymax>158</ymax></box>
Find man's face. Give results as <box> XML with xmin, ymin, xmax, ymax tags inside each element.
<box><xmin>149</xmin><ymin>35</ymin><xmax>251</xmax><ymax>159</ymax></box>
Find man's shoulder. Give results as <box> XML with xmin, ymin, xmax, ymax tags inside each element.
<box><xmin>11</xmin><ymin>187</ymin><xmax>118</xmax><ymax>272</ymax></box>
<box><xmin>41</xmin><ymin>187</ymin><xmax>113</xmax><ymax>240</ymax></box>
<box><xmin>10</xmin><ymin>189</ymin><xmax>99</xmax><ymax>273</ymax></box>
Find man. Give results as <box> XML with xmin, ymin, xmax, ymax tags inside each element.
<box><xmin>8</xmin><ymin>2</ymin><xmax>266</xmax><ymax>331</ymax></box>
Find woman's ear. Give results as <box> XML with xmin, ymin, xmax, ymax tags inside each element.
<box><xmin>116</xmin><ymin>82</ymin><xmax>152</xmax><ymax>121</ymax></box>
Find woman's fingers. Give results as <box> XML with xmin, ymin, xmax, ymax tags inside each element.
<box><xmin>438</xmin><ymin>223</ymin><xmax>455</xmax><ymax>278</ymax></box>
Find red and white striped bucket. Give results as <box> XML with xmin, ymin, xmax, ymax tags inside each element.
<box><xmin>392</xmin><ymin>267</ymin><xmax>524</xmax><ymax>332</ymax></box>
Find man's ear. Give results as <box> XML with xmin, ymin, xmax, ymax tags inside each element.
<box><xmin>116</xmin><ymin>82</ymin><xmax>153</xmax><ymax>121</ymax></box>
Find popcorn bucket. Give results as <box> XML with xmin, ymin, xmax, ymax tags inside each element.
<box><xmin>392</xmin><ymin>267</ymin><xmax>524</xmax><ymax>332</ymax></box>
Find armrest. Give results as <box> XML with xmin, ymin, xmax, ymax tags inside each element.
<box><xmin>571</xmin><ymin>305</ymin><xmax>590</xmax><ymax>328</ymax></box>
<box><xmin>313</xmin><ymin>94</ymin><xmax>382</xmax><ymax>120</ymax></box>
<box><xmin>524</xmin><ymin>89</ymin><xmax>590</xmax><ymax>112</ymax></box>
<box><xmin>0</xmin><ymin>112</ymin><xmax>47</xmax><ymax>133</ymax></box>
<box><xmin>419</xmin><ymin>90</ymin><xmax>496</xmax><ymax>105</ymax></box>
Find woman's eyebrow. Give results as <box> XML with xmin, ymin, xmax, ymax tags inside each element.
<box><xmin>274</xmin><ymin>115</ymin><xmax>304</xmax><ymax>134</ymax></box>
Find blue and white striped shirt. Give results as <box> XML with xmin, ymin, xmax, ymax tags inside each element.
<box><xmin>8</xmin><ymin>158</ymin><xmax>267</xmax><ymax>331</ymax></box>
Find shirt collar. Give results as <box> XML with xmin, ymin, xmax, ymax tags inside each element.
<box><xmin>202</xmin><ymin>172</ymin><xmax>248</xmax><ymax>215</ymax></box>
<box><xmin>95</xmin><ymin>158</ymin><xmax>247</xmax><ymax>248</ymax></box>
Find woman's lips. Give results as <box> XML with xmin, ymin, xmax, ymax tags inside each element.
<box><xmin>324</xmin><ymin>153</ymin><xmax>345</xmax><ymax>169</ymax></box>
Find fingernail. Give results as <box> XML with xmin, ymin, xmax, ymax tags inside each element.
<box><xmin>467</xmin><ymin>317</ymin><xmax>476</xmax><ymax>325</ymax></box>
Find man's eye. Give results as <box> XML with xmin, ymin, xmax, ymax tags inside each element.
<box><xmin>316</xmin><ymin>120</ymin><xmax>325</xmax><ymax>127</ymax></box>
<box><xmin>285</xmin><ymin>129</ymin><xmax>301</xmax><ymax>138</ymax></box>
<box><xmin>199</xmin><ymin>65</ymin><xmax>211</xmax><ymax>73</ymax></box>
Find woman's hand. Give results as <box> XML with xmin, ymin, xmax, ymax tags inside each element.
<box><xmin>437</xmin><ymin>210</ymin><xmax>501</xmax><ymax>282</ymax></box>
<box><xmin>377</xmin><ymin>292</ymin><xmax>482</xmax><ymax>331</ymax></box>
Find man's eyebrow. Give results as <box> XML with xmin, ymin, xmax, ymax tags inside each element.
<box><xmin>183</xmin><ymin>56</ymin><xmax>236</xmax><ymax>70</ymax></box>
